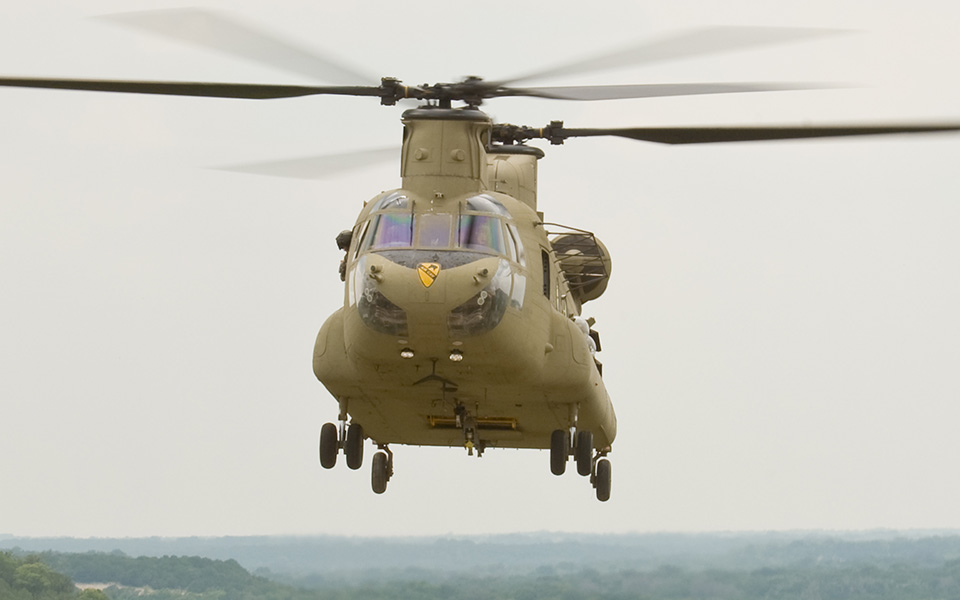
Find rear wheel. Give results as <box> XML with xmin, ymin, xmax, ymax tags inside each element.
<box><xmin>595</xmin><ymin>459</ymin><xmax>612</xmax><ymax>502</ymax></box>
<box><xmin>371</xmin><ymin>451</ymin><xmax>389</xmax><ymax>494</ymax></box>
<box><xmin>550</xmin><ymin>429</ymin><xmax>569</xmax><ymax>476</ymax></box>
<box><xmin>575</xmin><ymin>430</ymin><xmax>594</xmax><ymax>476</ymax></box>
<box><xmin>345</xmin><ymin>423</ymin><xmax>364</xmax><ymax>470</ymax></box>
<box><xmin>319</xmin><ymin>422</ymin><xmax>338</xmax><ymax>469</ymax></box>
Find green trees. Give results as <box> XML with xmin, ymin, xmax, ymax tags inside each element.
<box><xmin>1</xmin><ymin>552</ymin><xmax>81</xmax><ymax>599</ymax></box>
<box><xmin>14</xmin><ymin>562</ymin><xmax>76</xmax><ymax>596</ymax></box>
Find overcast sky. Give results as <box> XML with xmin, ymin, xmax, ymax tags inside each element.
<box><xmin>1</xmin><ymin>0</ymin><xmax>959</xmax><ymax>538</ymax></box>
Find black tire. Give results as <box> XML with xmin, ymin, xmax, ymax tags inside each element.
<box><xmin>595</xmin><ymin>458</ymin><xmax>612</xmax><ymax>502</ymax></box>
<box><xmin>575</xmin><ymin>430</ymin><xmax>594</xmax><ymax>477</ymax></box>
<box><xmin>345</xmin><ymin>423</ymin><xmax>364</xmax><ymax>470</ymax></box>
<box><xmin>371</xmin><ymin>451</ymin><xmax>388</xmax><ymax>494</ymax></box>
<box><xmin>550</xmin><ymin>429</ymin><xmax>568</xmax><ymax>476</ymax></box>
<box><xmin>319</xmin><ymin>422</ymin><xmax>338</xmax><ymax>469</ymax></box>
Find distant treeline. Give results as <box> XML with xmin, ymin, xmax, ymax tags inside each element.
<box><xmin>6</xmin><ymin>533</ymin><xmax>960</xmax><ymax>600</ymax></box>
<box><xmin>320</xmin><ymin>561</ymin><xmax>960</xmax><ymax>600</ymax></box>
<box><xmin>6</xmin><ymin>532</ymin><xmax>960</xmax><ymax>582</ymax></box>
<box><xmin>11</xmin><ymin>548</ymin><xmax>960</xmax><ymax>600</ymax></box>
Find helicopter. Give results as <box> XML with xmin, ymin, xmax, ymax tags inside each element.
<box><xmin>3</xmin><ymin>10</ymin><xmax>959</xmax><ymax>502</ymax></box>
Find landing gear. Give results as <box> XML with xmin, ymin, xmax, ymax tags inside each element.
<box><xmin>594</xmin><ymin>458</ymin><xmax>612</xmax><ymax>502</ymax></box>
<box><xmin>319</xmin><ymin>422</ymin><xmax>338</xmax><ymax>469</ymax></box>
<box><xmin>319</xmin><ymin>419</ymin><xmax>365</xmax><ymax>471</ymax></box>
<box><xmin>371</xmin><ymin>446</ymin><xmax>393</xmax><ymax>494</ymax></box>
<box><xmin>549</xmin><ymin>423</ymin><xmax>612</xmax><ymax>501</ymax></box>
<box><xmin>550</xmin><ymin>429</ymin><xmax>569</xmax><ymax>475</ymax></box>
<box><xmin>575</xmin><ymin>430</ymin><xmax>593</xmax><ymax>477</ymax></box>
<box><xmin>319</xmin><ymin>417</ymin><xmax>395</xmax><ymax>494</ymax></box>
<box><xmin>345</xmin><ymin>423</ymin><xmax>364</xmax><ymax>470</ymax></box>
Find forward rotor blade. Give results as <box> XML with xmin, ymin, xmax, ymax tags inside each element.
<box><xmin>499</xmin><ymin>26</ymin><xmax>847</xmax><ymax>85</ymax></box>
<box><xmin>507</xmin><ymin>81</ymin><xmax>837</xmax><ymax>101</ymax></box>
<box><xmin>0</xmin><ymin>76</ymin><xmax>382</xmax><ymax>100</ymax></box>
<box><xmin>217</xmin><ymin>147</ymin><xmax>398</xmax><ymax>179</ymax></box>
<box><xmin>98</xmin><ymin>8</ymin><xmax>376</xmax><ymax>85</ymax></box>
<box><xmin>563</xmin><ymin>124</ymin><xmax>960</xmax><ymax>144</ymax></box>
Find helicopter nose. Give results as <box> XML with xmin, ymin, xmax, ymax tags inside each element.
<box><xmin>350</xmin><ymin>252</ymin><xmax>518</xmax><ymax>348</ymax></box>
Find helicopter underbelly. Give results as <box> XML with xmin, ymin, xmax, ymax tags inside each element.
<box><xmin>314</xmin><ymin>305</ymin><xmax>616</xmax><ymax>451</ymax></box>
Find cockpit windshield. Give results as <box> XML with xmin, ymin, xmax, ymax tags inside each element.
<box><xmin>418</xmin><ymin>213</ymin><xmax>453</xmax><ymax>248</ymax></box>
<box><xmin>370</xmin><ymin>213</ymin><xmax>413</xmax><ymax>248</ymax></box>
<box><xmin>457</xmin><ymin>214</ymin><xmax>503</xmax><ymax>253</ymax></box>
<box><xmin>357</xmin><ymin>193</ymin><xmax>513</xmax><ymax>257</ymax></box>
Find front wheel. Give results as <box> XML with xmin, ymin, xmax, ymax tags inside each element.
<box><xmin>550</xmin><ymin>429</ymin><xmax>569</xmax><ymax>476</ymax></box>
<box><xmin>319</xmin><ymin>422</ymin><xmax>338</xmax><ymax>469</ymax></box>
<box><xmin>575</xmin><ymin>430</ymin><xmax>594</xmax><ymax>477</ymax></box>
<box><xmin>595</xmin><ymin>458</ymin><xmax>612</xmax><ymax>502</ymax></box>
<box><xmin>371</xmin><ymin>451</ymin><xmax>389</xmax><ymax>494</ymax></box>
<box><xmin>345</xmin><ymin>423</ymin><xmax>364</xmax><ymax>470</ymax></box>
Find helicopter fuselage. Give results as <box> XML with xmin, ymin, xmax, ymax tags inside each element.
<box><xmin>313</xmin><ymin>108</ymin><xmax>616</xmax><ymax>454</ymax></box>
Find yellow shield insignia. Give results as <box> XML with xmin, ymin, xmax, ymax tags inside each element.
<box><xmin>417</xmin><ymin>262</ymin><xmax>441</xmax><ymax>288</ymax></box>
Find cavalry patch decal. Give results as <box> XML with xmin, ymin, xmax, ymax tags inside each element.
<box><xmin>417</xmin><ymin>262</ymin><xmax>441</xmax><ymax>288</ymax></box>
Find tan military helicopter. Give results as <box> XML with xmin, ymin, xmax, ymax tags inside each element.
<box><xmin>3</xmin><ymin>10</ymin><xmax>958</xmax><ymax>501</ymax></box>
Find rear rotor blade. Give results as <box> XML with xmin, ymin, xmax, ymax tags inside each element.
<box><xmin>217</xmin><ymin>147</ymin><xmax>398</xmax><ymax>179</ymax></box>
<box><xmin>505</xmin><ymin>81</ymin><xmax>837</xmax><ymax>101</ymax></box>
<box><xmin>98</xmin><ymin>8</ymin><xmax>376</xmax><ymax>85</ymax></box>
<box><xmin>563</xmin><ymin>124</ymin><xmax>960</xmax><ymax>144</ymax></box>
<box><xmin>0</xmin><ymin>76</ymin><xmax>382</xmax><ymax>100</ymax></box>
<box><xmin>499</xmin><ymin>26</ymin><xmax>848</xmax><ymax>85</ymax></box>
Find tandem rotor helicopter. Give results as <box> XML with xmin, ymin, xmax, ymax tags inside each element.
<box><xmin>4</xmin><ymin>10</ymin><xmax>959</xmax><ymax>502</ymax></box>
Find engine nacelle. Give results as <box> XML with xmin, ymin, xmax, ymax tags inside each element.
<box><xmin>550</xmin><ymin>231</ymin><xmax>612</xmax><ymax>306</ymax></box>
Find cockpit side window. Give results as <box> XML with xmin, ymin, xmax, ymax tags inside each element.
<box><xmin>503</xmin><ymin>223</ymin><xmax>519</xmax><ymax>263</ymax></box>
<box><xmin>353</xmin><ymin>219</ymin><xmax>371</xmax><ymax>258</ymax></box>
<box><xmin>506</xmin><ymin>223</ymin><xmax>525</xmax><ymax>266</ymax></box>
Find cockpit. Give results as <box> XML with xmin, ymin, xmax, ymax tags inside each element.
<box><xmin>348</xmin><ymin>191</ymin><xmax>528</xmax><ymax>340</ymax></box>
<box><xmin>353</xmin><ymin>192</ymin><xmax>524</xmax><ymax>264</ymax></box>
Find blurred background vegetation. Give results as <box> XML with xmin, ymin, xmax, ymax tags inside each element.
<box><xmin>4</xmin><ymin>532</ymin><xmax>960</xmax><ymax>599</ymax></box>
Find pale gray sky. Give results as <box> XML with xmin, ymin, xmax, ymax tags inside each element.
<box><xmin>1</xmin><ymin>0</ymin><xmax>959</xmax><ymax>538</ymax></box>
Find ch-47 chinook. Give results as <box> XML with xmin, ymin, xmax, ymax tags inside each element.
<box><xmin>3</xmin><ymin>10</ymin><xmax>959</xmax><ymax>501</ymax></box>
<box><xmin>314</xmin><ymin>107</ymin><xmax>620</xmax><ymax>499</ymax></box>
